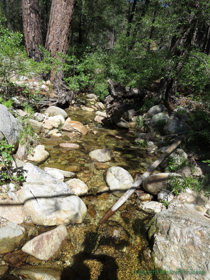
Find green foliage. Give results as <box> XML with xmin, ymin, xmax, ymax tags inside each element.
<box><xmin>170</xmin><ymin>175</ymin><xmax>209</xmax><ymax>197</ymax></box>
<box><xmin>61</xmin><ymin>50</ymin><xmax>110</xmax><ymax>99</ymax></box>
<box><xmin>160</xmin><ymin>200</ymin><xmax>169</xmax><ymax>208</ymax></box>
<box><xmin>0</xmin><ymin>136</ymin><xmax>24</xmax><ymax>186</ymax></box>
<box><xmin>141</xmin><ymin>97</ymin><xmax>160</xmax><ymax>112</ymax></box>
<box><xmin>1</xmin><ymin>98</ymin><xmax>13</xmax><ymax>108</ymax></box>
<box><xmin>167</xmin><ymin>155</ymin><xmax>187</xmax><ymax>172</ymax></box>
<box><xmin>178</xmin><ymin>51</ymin><xmax>210</xmax><ymax>94</ymax></box>
<box><xmin>187</xmin><ymin>110</ymin><xmax>210</xmax><ymax>148</ymax></box>
<box><xmin>23</xmin><ymin>103</ymin><xmax>34</xmax><ymax>115</ymax></box>
<box><xmin>137</xmin><ymin>139</ymin><xmax>148</xmax><ymax>148</ymax></box>
<box><xmin>202</xmin><ymin>160</ymin><xmax>210</xmax><ymax>166</ymax></box>
<box><xmin>19</xmin><ymin>114</ymin><xmax>36</xmax><ymax>149</ymax></box>
<box><xmin>136</xmin><ymin>116</ymin><xmax>144</xmax><ymax>129</ymax></box>
<box><xmin>0</xmin><ymin>13</ymin><xmax>51</xmax><ymax>97</ymax></box>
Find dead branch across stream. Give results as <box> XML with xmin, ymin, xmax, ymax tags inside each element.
<box><xmin>99</xmin><ymin>135</ymin><xmax>185</xmax><ymax>224</ymax></box>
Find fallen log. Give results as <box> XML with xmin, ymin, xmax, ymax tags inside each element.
<box><xmin>99</xmin><ymin>135</ymin><xmax>185</xmax><ymax>224</ymax></box>
<box><xmin>104</xmin><ymin>79</ymin><xmax>146</xmax><ymax>120</ymax></box>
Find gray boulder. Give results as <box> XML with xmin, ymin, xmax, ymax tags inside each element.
<box><xmin>86</xmin><ymin>93</ymin><xmax>98</xmax><ymax>100</ymax></box>
<box><xmin>160</xmin><ymin>148</ymin><xmax>188</xmax><ymax>172</ymax></box>
<box><xmin>0</xmin><ymin>104</ymin><xmax>22</xmax><ymax>147</ymax></box>
<box><xmin>45</xmin><ymin>106</ymin><xmax>68</xmax><ymax>119</ymax></box>
<box><xmin>149</xmin><ymin>112</ymin><xmax>169</xmax><ymax>132</ymax></box>
<box><xmin>0</xmin><ymin>222</ymin><xmax>26</xmax><ymax>254</ymax></box>
<box><xmin>138</xmin><ymin>201</ymin><xmax>166</xmax><ymax>214</ymax></box>
<box><xmin>143</xmin><ymin>173</ymin><xmax>182</xmax><ymax>195</ymax></box>
<box><xmin>158</xmin><ymin>189</ymin><xmax>174</xmax><ymax>203</ymax></box>
<box><xmin>16</xmin><ymin>163</ymin><xmax>87</xmax><ymax>226</ymax></box>
<box><xmin>147</xmin><ymin>105</ymin><xmax>166</xmax><ymax>118</ymax></box>
<box><xmin>149</xmin><ymin>205</ymin><xmax>210</xmax><ymax>279</ymax></box>
<box><xmin>164</xmin><ymin>117</ymin><xmax>188</xmax><ymax>134</ymax></box>
<box><xmin>173</xmin><ymin>106</ymin><xmax>189</xmax><ymax>121</ymax></box>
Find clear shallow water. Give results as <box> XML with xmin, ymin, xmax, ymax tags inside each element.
<box><xmin>35</xmin><ymin>109</ymin><xmax>157</xmax><ymax>280</ymax></box>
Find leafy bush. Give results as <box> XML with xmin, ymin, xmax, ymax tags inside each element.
<box><xmin>171</xmin><ymin>175</ymin><xmax>209</xmax><ymax>197</ymax></box>
<box><xmin>178</xmin><ymin>51</ymin><xmax>210</xmax><ymax>94</ymax></box>
<box><xmin>61</xmin><ymin>49</ymin><xmax>110</xmax><ymax>99</ymax></box>
<box><xmin>187</xmin><ymin>110</ymin><xmax>210</xmax><ymax>150</ymax></box>
<box><xmin>0</xmin><ymin>135</ymin><xmax>24</xmax><ymax>187</ymax></box>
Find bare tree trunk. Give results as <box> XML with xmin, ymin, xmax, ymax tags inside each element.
<box><xmin>127</xmin><ymin>0</ymin><xmax>137</xmax><ymax>37</ymax></box>
<box><xmin>45</xmin><ymin>0</ymin><xmax>75</xmax><ymax>87</ymax></box>
<box><xmin>22</xmin><ymin>0</ymin><xmax>43</xmax><ymax>62</ymax></box>
<box><xmin>109</xmin><ymin>29</ymin><xmax>115</xmax><ymax>49</ymax></box>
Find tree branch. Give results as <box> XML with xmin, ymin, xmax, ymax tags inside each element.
<box><xmin>99</xmin><ymin>135</ymin><xmax>185</xmax><ymax>224</ymax></box>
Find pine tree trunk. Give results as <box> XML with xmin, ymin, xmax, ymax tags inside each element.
<box><xmin>22</xmin><ymin>0</ymin><xmax>43</xmax><ymax>62</ymax></box>
<box><xmin>45</xmin><ymin>0</ymin><xmax>75</xmax><ymax>87</ymax></box>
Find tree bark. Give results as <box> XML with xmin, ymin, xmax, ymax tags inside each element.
<box><xmin>45</xmin><ymin>0</ymin><xmax>75</xmax><ymax>87</ymax></box>
<box><xmin>127</xmin><ymin>0</ymin><xmax>137</xmax><ymax>38</ymax></box>
<box><xmin>22</xmin><ymin>0</ymin><xmax>43</xmax><ymax>62</ymax></box>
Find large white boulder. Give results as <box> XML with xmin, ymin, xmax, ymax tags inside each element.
<box><xmin>17</xmin><ymin>163</ymin><xmax>87</xmax><ymax>226</ymax></box>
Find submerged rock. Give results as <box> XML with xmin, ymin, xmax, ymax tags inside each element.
<box><xmin>89</xmin><ymin>148</ymin><xmax>112</xmax><ymax>162</ymax></box>
<box><xmin>3</xmin><ymin>250</ymin><xmax>28</xmax><ymax>267</ymax></box>
<box><xmin>13</xmin><ymin>267</ymin><xmax>61</xmax><ymax>280</ymax></box>
<box><xmin>22</xmin><ymin>225</ymin><xmax>68</xmax><ymax>260</ymax></box>
<box><xmin>106</xmin><ymin>166</ymin><xmax>133</xmax><ymax>191</ymax></box>
<box><xmin>59</xmin><ymin>143</ymin><xmax>80</xmax><ymax>150</ymax></box>
<box><xmin>62</xmin><ymin>119</ymin><xmax>88</xmax><ymax>135</ymax></box>
<box><xmin>0</xmin><ymin>265</ymin><xmax>9</xmax><ymax>277</ymax></box>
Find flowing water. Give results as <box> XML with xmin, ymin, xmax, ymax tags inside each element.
<box><xmin>32</xmin><ymin>109</ymin><xmax>158</xmax><ymax>280</ymax></box>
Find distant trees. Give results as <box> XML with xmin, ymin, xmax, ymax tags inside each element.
<box><xmin>157</xmin><ymin>0</ymin><xmax>210</xmax><ymax>100</ymax></box>
<box><xmin>0</xmin><ymin>0</ymin><xmax>210</xmax><ymax>100</ymax></box>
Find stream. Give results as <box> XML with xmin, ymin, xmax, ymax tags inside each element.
<box><xmin>26</xmin><ymin>109</ymin><xmax>158</xmax><ymax>279</ymax></box>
